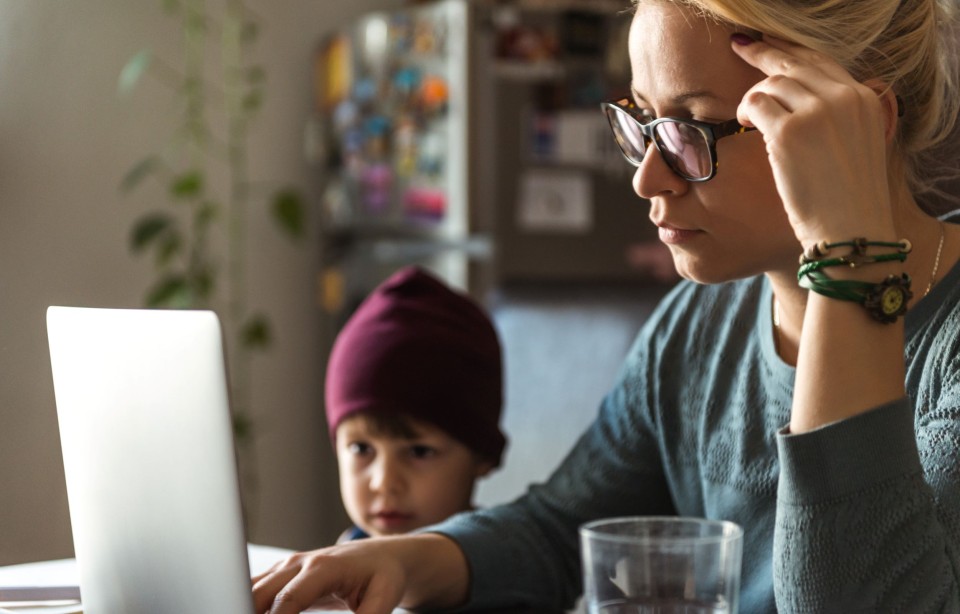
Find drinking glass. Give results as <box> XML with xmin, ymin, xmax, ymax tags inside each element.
<box><xmin>580</xmin><ymin>516</ymin><xmax>743</xmax><ymax>614</ymax></box>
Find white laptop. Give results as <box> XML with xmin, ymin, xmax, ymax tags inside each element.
<box><xmin>46</xmin><ymin>306</ymin><xmax>256</xmax><ymax>613</ymax></box>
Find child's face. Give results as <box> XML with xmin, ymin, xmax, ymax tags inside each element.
<box><xmin>335</xmin><ymin>414</ymin><xmax>493</xmax><ymax>537</ymax></box>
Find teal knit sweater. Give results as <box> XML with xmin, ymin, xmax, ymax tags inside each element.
<box><xmin>434</xmin><ymin>219</ymin><xmax>960</xmax><ymax>613</ymax></box>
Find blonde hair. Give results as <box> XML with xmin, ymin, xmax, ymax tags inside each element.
<box><xmin>636</xmin><ymin>0</ymin><xmax>960</xmax><ymax>213</ymax></box>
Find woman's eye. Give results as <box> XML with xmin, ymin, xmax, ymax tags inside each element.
<box><xmin>409</xmin><ymin>444</ymin><xmax>438</xmax><ymax>459</ymax></box>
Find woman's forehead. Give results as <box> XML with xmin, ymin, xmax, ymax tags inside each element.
<box><xmin>628</xmin><ymin>2</ymin><xmax>754</xmax><ymax>109</ymax></box>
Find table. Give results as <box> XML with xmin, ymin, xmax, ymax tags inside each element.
<box><xmin>0</xmin><ymin>545</ymin><xmax>566</xmax><ymax>613</ymax></box>
<box><xmin>0</xmin><ymin>544</ymin><xmax>293</xmax><ymax>613</ymax></box>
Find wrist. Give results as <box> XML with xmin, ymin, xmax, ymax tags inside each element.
<box><xmin>796</xmin><ymin>237</ymin><xmax>913</xmax><ymax>323</ymax></box>
<box><xmin>795</xmin><ymin>223</ymin><xmax>898</xmax><ymax>254</ymax></box>
<box><xmin>392</xmin><ymin>533</ymin><xmax>470</xmax><ymax>610</ymax></box>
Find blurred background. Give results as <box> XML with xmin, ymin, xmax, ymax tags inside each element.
<box><xmin>0</xmin><ymin>0</ymin><xmax>674</xmax><ymax>566</ymax></box>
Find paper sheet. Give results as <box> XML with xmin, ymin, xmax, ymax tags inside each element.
<box><xmin>516</xmin><ymin>170</ymin><xmax>593</xmax><ymax>234</ymax></box>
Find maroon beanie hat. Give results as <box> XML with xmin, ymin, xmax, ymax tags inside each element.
<box><xmin>325</xmin><ymin>266</ymin><xmax>506</xmax><ymax>467</ymax></box>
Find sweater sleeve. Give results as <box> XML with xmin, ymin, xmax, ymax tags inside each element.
<box><xmin>773</xmin><ymin>397</ymin><xmax>960</xmax><ymax>612</ymax></box>
<box><xmin>427</xmin><ymin>344</ymin><xmax>677</xmax><ymax>611</ymax></box>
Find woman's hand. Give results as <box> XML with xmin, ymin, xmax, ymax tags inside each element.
<box><xmin>730</xmin><ymin>34</ymin><xmax>899</xmax><ymax>247</ymax></box>
<box><xmin>730</xmin><ymin>34</ymin><xmax>911</xmax><ymax>433</ymax></box>
<box><xmin>252</xmin><ymin>533</ymin><xmax>468</xmax><ymax>614</ymax></box>
<box><xmin>252</xmin><ymin>540</ymin><xmax>405</xmax><ymax>614</ymax></box>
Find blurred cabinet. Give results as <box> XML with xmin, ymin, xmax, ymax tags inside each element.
<box><xmin>476</xmin><ymin>1</ymin><xmax>659</xmax><ymax>284</ymax></box>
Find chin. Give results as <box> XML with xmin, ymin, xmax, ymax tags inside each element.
<box><xmin>674</xmin><ymin>261</ymin><xmax>720</xmax><ymax>285</ymax></box>
<box><xmin>674</xmin><ymin>260</ymin><xmax>757</xmax><ymax>286</ymax></box>
<box><xmin>361</xmin><ymin>525</ymin><xmax>389</xmax><ymax>538</ymax></box>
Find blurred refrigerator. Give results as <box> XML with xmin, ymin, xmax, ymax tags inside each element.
<box><xmin>313</xmin><ymin>0</ymin><xmax>484</xmax><ymax>326</ymax></box>
<box><xmin>311</xmin><ymin>0</ymin><xmax>668</xmax><ymax>328</ymax></box>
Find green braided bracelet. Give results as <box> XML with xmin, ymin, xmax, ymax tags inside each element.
<box><xmin>798</xmin><ymin>269</ymin><xmax>913</xmax><ymax>323</ymax></box>
<box><xmin>797</xmin><ymin>251</ymin><xmax>908</xmax><ymax>278</ymax></box>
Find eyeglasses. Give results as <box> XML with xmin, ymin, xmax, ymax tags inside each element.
<box><xmin>601</xmin><ymin>97</ymin><xmax>756</xmax><ymax>182</ymax></box>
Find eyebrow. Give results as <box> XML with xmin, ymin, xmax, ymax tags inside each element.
<box><xmin>630</xmin><ymin>85</ymin><xmax>721</xmax><ymax>107</ymax></box>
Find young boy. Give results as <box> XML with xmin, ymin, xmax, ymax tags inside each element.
<box><xmin>324</xmin><ymin>266</ymin><xmax>506</xmax><ymax>541</ymax></box>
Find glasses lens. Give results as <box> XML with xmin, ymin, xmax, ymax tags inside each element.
<box><xmin>605</xmin><ymin>106</ymin><xmax>647</xmax><ymax>166</ymax></box>
<box><xmin>654</xmin><ymin>121</ymin><xmax>712</xmax><ymax>180</ymax></box>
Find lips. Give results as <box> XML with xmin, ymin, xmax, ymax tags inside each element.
<box><xmin>655</xmin><ymin>221</ymin><xmax>703</xmax><ymax>245</ymax></box>
<box><xmin>371</xmin><ymin>510</ymin><xmax>414</xmax><ymax>529</ymax></box>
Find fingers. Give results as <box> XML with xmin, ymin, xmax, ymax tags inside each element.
<box><xmin>252</xmin><ymin>562</ymin><xmax>302</xmax><ymax>613</ymax></box>
<box><xmin>250</xmin><ymin>547</ymin><xmax>405</xmax><ymax>614</ymax></box>
<box><xmin>730</xmin><ymin>35</ymin><xmax>881</xmax><ymax>136</ymax></box>
<box><xmin>353</xmin><ymin>573</ymin><xmax>405</xmax><ymax>614</ymax></box>
<box><xmin>251</xmin><ymin>565</ymin><xmax>279</xmax><ymax>587</ymax></box>
<box><xmin>735</xmin><ymin>73</ymin><xmax>815</xmax><ymax>128</ymax></box>
<box><xmin>264</xmin><ymin>567</ymin><xmax>341</xmax><ymax>614</ymax></box>
<box><xmin>731</xmin><ymin>34</ymin><xmax>853</xmax><ymax>87</ymax></box>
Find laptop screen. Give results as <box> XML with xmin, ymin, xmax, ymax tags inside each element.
<box><xmin>46</xmin><ymin>306</ymin><xmax>254</xmax><ymax>613</ymax></box>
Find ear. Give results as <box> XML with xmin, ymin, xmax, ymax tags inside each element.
<box><xmin>473</xmin><ymin>457</ymin><xmax>496</xmax><ymax>479</ymax></box>
<box><xmin>863</xmin><ymin>79</ymin><xmax>901</xmax><ymax>144</ymax></box>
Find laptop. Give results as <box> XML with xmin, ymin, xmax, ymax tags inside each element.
<box><xmin>46</xmin><ymin>306</ymin><xmax>256</xmax><ymax>613</ymax></box>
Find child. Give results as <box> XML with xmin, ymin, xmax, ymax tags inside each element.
<box><xmin>324</xmin><ymin>266</ymin><xmax>506</xmax><ymax>541</ymax></box>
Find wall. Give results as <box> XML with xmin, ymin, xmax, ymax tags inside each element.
<box><xmin>476</xmin><ymin>284</ymin><xmax>667</xmax><ymax>506</ymax></box>
<box><xmin>0</xmin><ymin>0</ymin><xmax>401</xmax><ymax>566</ymax></box>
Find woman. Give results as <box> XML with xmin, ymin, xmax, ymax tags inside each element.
<box><xmin>253</xmin><ymin>0</ymin><xmax>960</xmax><ymax>611</ymax></box>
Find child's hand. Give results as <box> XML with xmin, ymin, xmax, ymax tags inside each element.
<box><xmin>252</xmin><ymin>539</ymin><xmax>406</xmax><ymax>614</ymax></box>
<box><xmin>730</xmin><ymin>34</ymin><xmax>898</xmax><ymax>247</ymax></box>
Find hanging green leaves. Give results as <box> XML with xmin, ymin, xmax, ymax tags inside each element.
<box><xmin>146</xmin><ymin>274</ymin><xmax>191</xmax><ymax>308</ymax></box>
<box><xmin>240</xmin><ymin>313</ymin><xmax>272</xmax><ymax>349</ymax></box>
<box><xmin>121</xmin><ymin>156</ymin><xmax>161</xmax><ymax>193</ymax></box>
<box><xmin>271</xmin><ymin>188</ymin><xmax>305</xmax><ymax>238</ymax></box>
<box><xmin>232</xmin><ymin>412</ymin><xmax>253</xmax><ymax>442</ymax></box>
<box><xmin>155</xmin><ymin>232</ymin><xmax>183</xmax><ymax>266</ymax></box>
<box><xmin>120</xmin><ymin>2</ymin><xmax>307</xmax><ymax>455</ymax></box>
<box><xmin>170</xmin><ymin>170</ymin><xmax>204</xmax><ymax>199</ymax></box>
<box><xmin>192</xmin><ymin>266</ymin><xmax>215</xmax><ymax>302</ymax></box>
<box><xmin>195</xmin><ymin>200</ymin><xmax>219</xmax><ymax>229</ymax></box>
<box><xmin>130</xmin><ymin>213</ymin><xmax>176</xmax><ymax>252</ymax></box>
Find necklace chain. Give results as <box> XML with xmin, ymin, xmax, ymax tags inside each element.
<box><xmin>925</xmin><ymin>222</ymin><xmax>945</xmax><ymax>297</ymax></box>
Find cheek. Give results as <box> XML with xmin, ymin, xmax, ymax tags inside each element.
<box><xmin>708</xmin><ymin>142</ymin><xmax>784</xmax><ymax>225</ymax></box>
<box><xmin>338</xmin><ymin>465</ymin><xmax>368</xmax><ymax>506</ymax></box>
<box><xmin>723</xmin><ymin>137</ymin><xmax>775</xmax><ymax>190</ymax></box>
<box><xmin>336</xmin><ymin>453</ymin><xmax>356</xmax><ymax>483</ymax></box>
<box><xmin>413</xmin><ymin>464</ymin><xmax>477</xmax><ymax>515</ymax></box>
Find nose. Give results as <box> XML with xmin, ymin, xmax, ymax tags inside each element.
<box><xmin>369</xmin><ymin>454</ymin><xmax>405</xmax><ymax>495</ymax></box>
<box><xmin>632</xmin><ymin>143</ymin><xmax>687</xmax><ymax>200</ymax></box>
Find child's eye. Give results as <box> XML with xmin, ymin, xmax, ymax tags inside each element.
<box><xmin>347</xmin><ymin>441</ymin><xmax>372</xmax><ymax>456</ymax></box>
<box><xmin>409</xmin><ymin>444</ymin><xmax>438</xmax><ymax>459</ymax></box>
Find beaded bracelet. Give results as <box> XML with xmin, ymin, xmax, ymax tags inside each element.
<box><xmin>799</xmin><ymin>237</ymin><xmax>912</xmax><ymax>264</ymax></box>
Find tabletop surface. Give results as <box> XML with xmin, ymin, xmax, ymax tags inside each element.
<box><xmin>0</xmin><ymin>545</ymin><xmax>568</xmax><ymax>614</ymax></box>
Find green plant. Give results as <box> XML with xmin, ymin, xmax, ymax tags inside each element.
<box><xmin>118</xmin><ymin>0</ymin><xmax>305</xmax><ymax>447</ymax></box>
